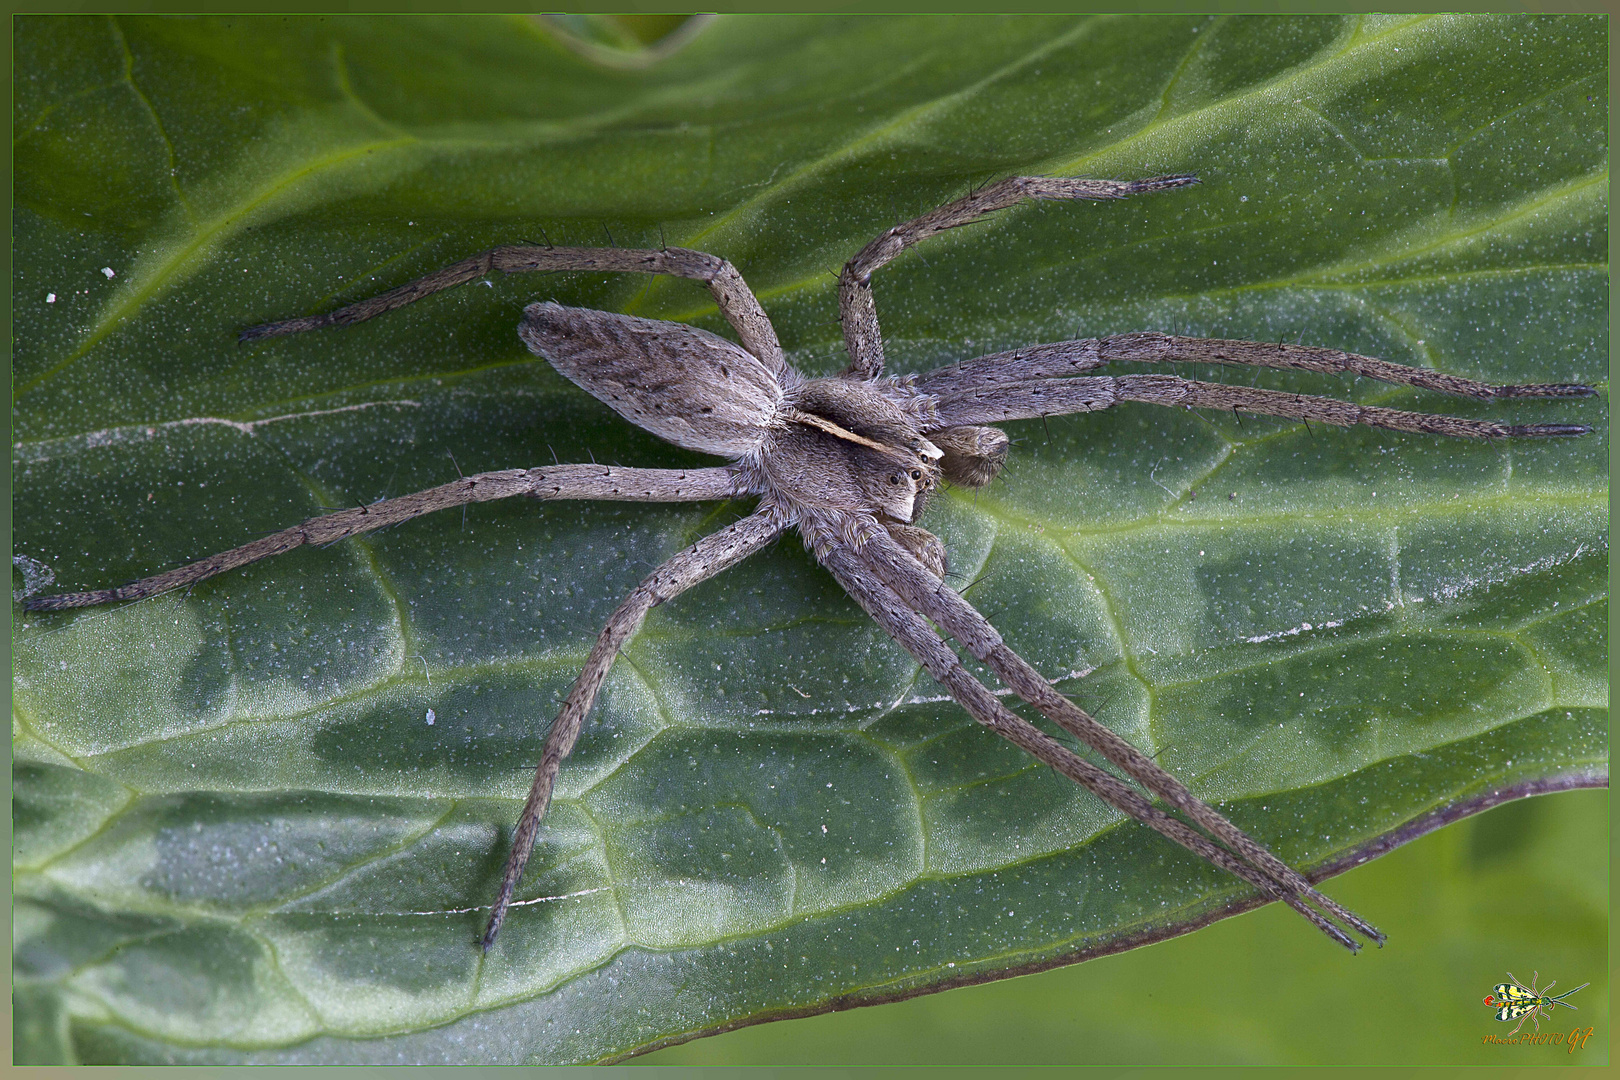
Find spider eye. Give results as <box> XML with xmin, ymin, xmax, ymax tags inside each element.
<box><xmin>910</xmin><ymin>469</ymin><xmax>921</xmax><ymax>479</ymax></box>
<box><xmin>888</xmin><ymin>475</ymin><xmax>901</xmax><ymax>485</ymax></box>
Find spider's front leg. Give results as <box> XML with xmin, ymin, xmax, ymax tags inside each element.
<box><xmin>914</xmin><ymin>332</ymin><xmax>1599</xmax><ymax>400</ymax></box>
<box><xmin>930</xmin><ymin>374</ymin><xmax>1592</xmax><ymax>439</ymax></box>
<box><xmin>481</xmin><ymin>508</ymin><xmax>784</xmax><ymax>951</ymax></box>
<box><xmin>882</xmin><ymin>523</ymin><xmax>947</xmax><ymax>580</ymax></box>
<box><xmin>838</xmin><ymin>174</ymin><xmax>1198</xmax><ymax>379</ymax></box>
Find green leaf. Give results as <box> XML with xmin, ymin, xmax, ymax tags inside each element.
<box><xmin>12</xmin><ymin>13</ymin><xmax>1607</xmax><ymax>1065</ymax></box>
<box><xmin>635</xmin><ymin>786</ymin><xmax>1611</xmax><ymax>1064</ymax></box>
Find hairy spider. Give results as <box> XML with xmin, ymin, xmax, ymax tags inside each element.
<box><xmin>22</xmin><ymin>174</ymin><xmax>1594</xmax><ymax>954</ymax></box>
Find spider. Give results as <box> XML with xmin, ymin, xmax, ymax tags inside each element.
<box><xmin>22</xmin><ymin>173</ymin><xmax>1593</xmax><ymax>954</ymax></box>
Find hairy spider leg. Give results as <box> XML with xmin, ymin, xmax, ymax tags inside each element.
<box><xmin>853</xmin><ymin>522</ymin><xmax>1383</xmax><ymax>947</ymax></box>
<box><xmin>815</xmin><ymin>533</ymin><xmax>1365</xmax><ymax>951</ymax></box>
<box><xmin>930</xmin><ymin>376</ymin><xmax>1590</xmax><ymax>439</ymax></box>
<box><xmin>21</xmin><ymin>466</ymin><xmax>744</xmax><ymax>611</ymax></box>
<box><xmin>239</xmin><ymin>244</ymin><xmax>791</xmax><ymax>381</ymax></box>
<box><xmin>481</xmin><ymin>509</ymin><xmax>784</xmax><ymax>950</ymax></box>
<box><xmin>913</xmin><ymin>332</ymin><xmax>1597</xmax><ymax>401</ymax></box>
<box><xmin>838</xmin><ymin>174</ymin><xmax>1199</xmax><ymax>379</ymax></box>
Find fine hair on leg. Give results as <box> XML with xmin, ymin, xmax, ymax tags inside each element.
<box><xmin>930</xmin><ymin>375</ymin><xmax>1590</xmax><ymax>439</ymax></box>
<box><xmin>849</xmin><ymin>520</ymin><xmax>1384</xmax><ymax>945</ymax></box>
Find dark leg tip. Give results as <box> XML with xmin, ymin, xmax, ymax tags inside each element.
<box><xmin>1135</xmin><ymin>173</ymin><xmax>1200</xmax><ymax>192</ymax></box>
<box><xmin>240</xmin><ymin>315</ymin><xmax>331</xmax><ymax>343</ymax></box>
<box><xmin>238</xmin><ymin>322</ymin><xmax>286</xmax><ymax>344</ymax></box>
<box><xmin>1493</xmin><ymin>382</ymin><xmax>1598</xmax><ymax>399</ymax></box>
<box><xmin>20</xmin><ymin>594</ymin><xmax>79</xmax><ymax>611</ymax></box>
<box><xmin>1507</xmin><ymin>424</ymin><xmax>1592</xmax><ymax>438</ymax></box>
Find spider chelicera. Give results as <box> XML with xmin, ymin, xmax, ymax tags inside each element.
<box><xmin>23</xmin><ymin>173</ymin><xmax>1594</xmax><ymax>951</ymax></box>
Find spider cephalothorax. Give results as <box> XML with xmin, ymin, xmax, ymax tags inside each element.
<box><xmin>22</xmin><ymin>173</ymin><xmax>1593</xmax><ymax>953</ymax></box>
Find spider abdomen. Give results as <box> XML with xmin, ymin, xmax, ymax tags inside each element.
<box><xmin>520</xmin><ymin>301</ymin><xmax>782</xmax><ymax>458</ymax></box>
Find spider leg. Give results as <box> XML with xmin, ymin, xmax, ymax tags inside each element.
<box><xmin>932</xmin><ymin>375</ymin><xmax>1590</xmax><ymax>439</ymax></box>
<box><xmin>883</xmin><ymin>522</ymin><xmax>947</xmax><ymax>579</ymax></box>
<box><xmin>915</xmin><ymin>333</ymin><xmax>1596</xmax><ymax>400</ymax></box>
<box><xmin>854</xmin><ymin>523</ymin><xmax>1384</xmax><ymax>946</ymax></box>
<box><xmin>816</xmin><ymin>538</ymin><xmax>1362</xmax><ymax>951</ymax></box>
<box><xmin>239</xmin><ymin>245</ymin><xmax>789</xmax><ymax>379</ymax></box>
<box><xmin>839</xmin><ymin>174</ymin><xmax>1198</xmax><ymax>379</ymax></box>
<box><xmin>20</xmin><ymin>464</ymin><xmax>745</xmax><ymax>611</ymax></box>
<box><xmin>481</xmin><ymin>508</ymin><xmax>784</xmax><ymax>950</ymax></box>
<box><xmin>931</xmin><ymin>377</ymin><xmax>1115</xmax><ymax>426</ymax></box>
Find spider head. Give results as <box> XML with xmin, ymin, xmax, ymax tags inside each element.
<box><xmin>864</xmin><ymin>459</ymin><xmax>936</xmax><ymax>522</ymax></box>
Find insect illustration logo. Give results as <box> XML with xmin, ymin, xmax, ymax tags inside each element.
<box><xmin>1483</xmin><ymin>971</ymin><xmax>1589</xmax><ymax>1036</ymax></box>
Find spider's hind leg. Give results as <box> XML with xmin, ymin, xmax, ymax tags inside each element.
<box><xmin>240</xmin><ymin>243</ymin><xmax>790</xmax><ymax>381</ymax></box>
<box><xmin>816</xmin><ymin>533</ymin><xmax>1368</xmax><ymax>951</ymax></box>
<box><xmin>855</xmin><ymin>522</ymin><xmax>1385</xmax><ymax>949</ymax></box>
<box><xmin>19</xmin><ymin>465</ymin><xmax>746</xmax><ymax>612</ymax></box>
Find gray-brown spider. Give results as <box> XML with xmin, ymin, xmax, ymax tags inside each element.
<box><xmin>23</xmin><ymin>174</ymin><xmax>1594</xmax><ymax>954</ymax></box>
